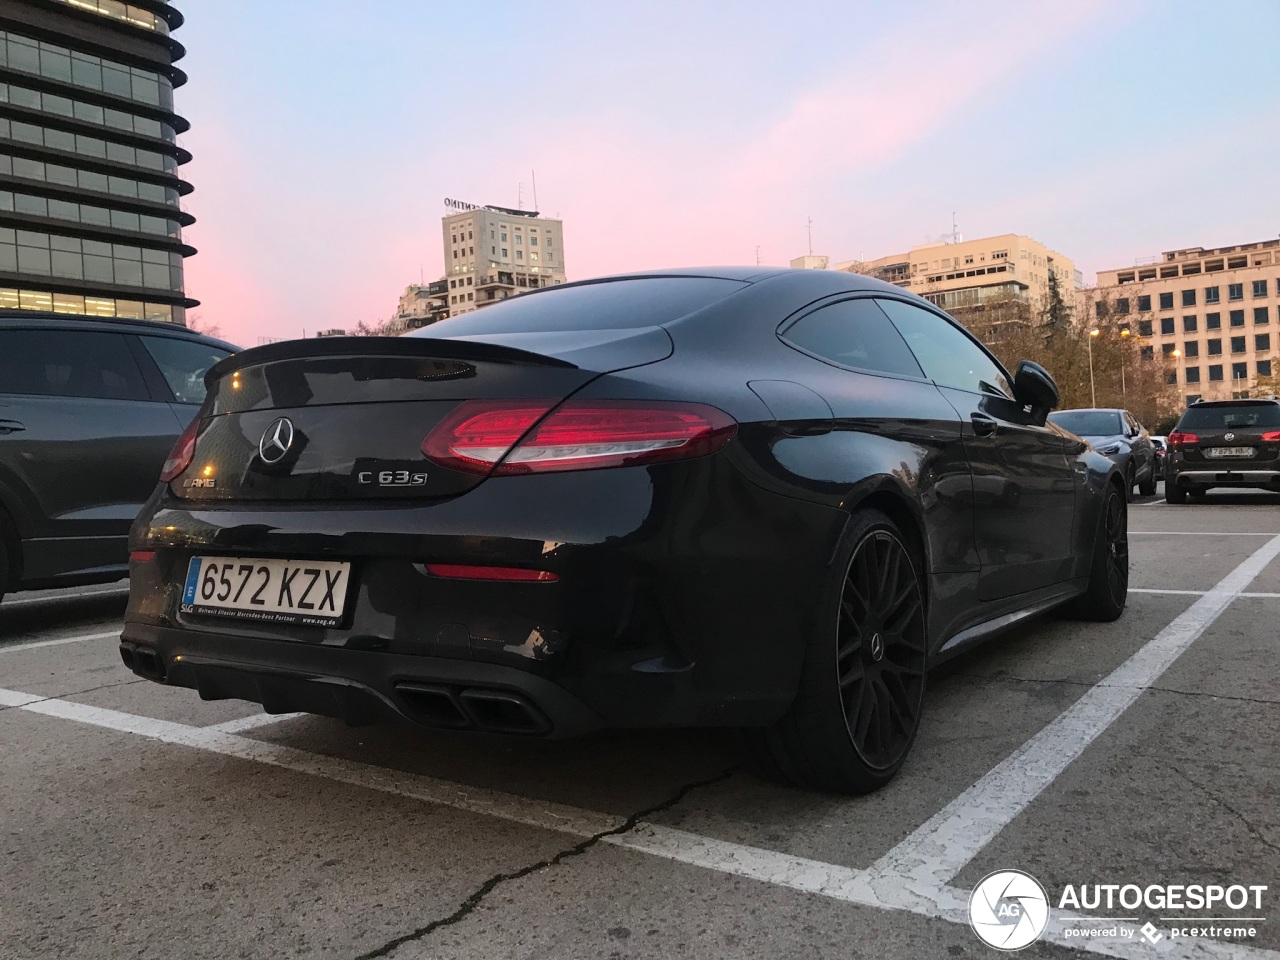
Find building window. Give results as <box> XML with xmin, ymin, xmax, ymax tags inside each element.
<box><xmin>1255</xmin><ymin>307</ymin><xmax>1270</xmax><ymax>325</ymax></box>
<box><xmin>1185</xmin><ymin>366</ymin><xmax>1200</xmax><ymax>383</ymax></box>
<box><xmin>1159</xmin><ymin>292</ymin><xmax>1174</xmax><ymax>310</ymax></box>
<box><xmin>449</xmin><ymin>280</ymin><xmax>456</xmax><ymax>289</ymax></box>
<box><xmin>1230</xmin><ymin>310</ymin><xmax>1245</xmax><ymax>327</ymax></box>
<box><xmin>1183</xmin><ymin>341</ymin><xmax>1199</xmax><ymax>358</ymax></box>
<box><xmin>1260</xmin><ymin>360</ymin><xmax>1274</xmax><ymax>377</ymax></box>
<box><xmin>1115</xmin><ymin>298</ymin><xmax>1130</xmax><ymax>315</ymax></box>
<box><xmin>1257</xmin><ymin>333</ymin><xmax>1271</xmax><ymax>352</ymax></box>
<box><xmin>1228</xmin><ymin>283</ymin><xmax>1243</xmax><ymax>301</ymax></box>
<box><xmin>451</xmin><ymin>235</ymin><xmax>456</xmax><ymax>244</ymax></box>
<box><xmin>1208</xmin><ymin>364</ymin><xmax>1223</xmax><ymax>381</ymax></box>
<box><xmin>531</xmin><ymin>252</ymin><xmax>539</xmax><ymax>261</ymax></box>
<box><xmin>1207</xmin><ymin>338</ymin><xmax>1222</xmax><ymax>355</ymax></box>
<box><xmin>1183</xmin><ymin>315</ymin><xmax>1197</xmax><ymax>333</ymax></box>
<box><xmin>1095</xmin><ymin>301</ymin><xmax>1108</xmax><ymax>318</ymax></box>
<box><xmin>1253</xmin><ymin>280</ymin><xmax>1268</xmax><ymax>298</ymax></box>
<box><xmin>1140</xmin><ymin>345</ymin><xmax>1154</xmax><ymax>360</ymax></box>
<box><xmin>530</xmin><ymin>236</ymin><xmax>538</xmax><ymax>245</ymax></box>
<box><xmin>1161</xmin><ymin>343</ymin><xmax>1177</xmax><ymax>357</ymax></box>
<box><xmin>468</xmin><ymin>231</ymin><xmax>472</xmax><ymax>240</ymax></box>
<box><xmin>467</xmin><ymin>292</ymin><xmax>473</xmax><ymax>301</ymax></box>
<box><xmin>0</xmin><ymin>31</ymin><xmax>172</xmax><ymax>109</ymax></box>
<box><xmin>1166</xmin><ymin>370</ymin><xmax>1178</xmax><ymax>384</ymax></box>
<box><xmin>1204</xmin><ymin>286</ymin><xmax>1219</xmax><ymax>304</ymax></box>
<box><xmin>501</xmin><ymin>233</ymin><xmax>507</xmax><ymax>242</ymax></box>
<box><xmin>501</xmin><ymin>248</ymin><xmax>507</xmax><ymax>257</ymax></box>
<box><xmin>1182</xmin><ymin>289</ymin><xmax>1196</xmax><ymax>307</ymax></box>
<box><xmin>452</xmin><ymin>250</ymin><xmax>457</xmax><ymax>259</ymax></box>
<box><xmin>1186</xmin><ymin>394</ymin><xmax>1202</xmax><ymax>405</ymax></box>
<box><xmin>1231</xmin><ymin>336</ymin><xmax>1246</xmax><ymax>354</ymax></box>
<box><xmin>1137</xmin><ymin>294</ymin><xmax>1151</xmax><ymax>312</ymax></box>
<box><xmin>516</xmin><ymin>250</ymin><xmax>523</xmax><ymax>259</ymax></box>
<box><xmin>1233</xmin><ymin>362</ymin><xmax>1248</xmax><ymax>381</ymax></box>
<box><xmin>1160</xmin><ymin>317</ymin><xmax>1174</xmax><ymax>335</ymax></box>
<box><xmin>515</xmin><ymin>235</ymin><xmax>522</xmax><ymax>244</ymax></box>
<box><xmin>1138</xmin><ymin>320</ymin><xmax>1153</xmax><ymax>337</ymax></box>
<box><xmin>1206</xmin><ymin>312</ymin><xmax>1221</xmax><ymax>329</ymax></box>
<box><xmin>491</xmin><ymin>246</ymin><xmax>495</xmax><ymax>255</ymax></box>
<box><xmin>0</xmin><ymin>227</ymin><xmax>181</xmax><ymax>290</ymax></box>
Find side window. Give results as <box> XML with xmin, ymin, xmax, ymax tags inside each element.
<box><xmin>139</xmin><ymin>336</ymin><xmax>230</xmax><ymax>404</ymax></box>
<box><xmin>875</xmin><ymin>299</ymin><xmax>1012</xmax><ymax>398</ymax></box>
<box><xmin>780</xmin><ymin>298</ymin><xmax>924</xmax><ymax>378</ymax></box>
<box><xmin>0</xmin><ymin>330</ymin><xmax>149</xmax><ymax>401</ymax></box>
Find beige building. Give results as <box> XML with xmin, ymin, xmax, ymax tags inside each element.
<box><xmin>442</xmin><ymin>204</ymin><xmax>566</xmax><ymax>315</ymax></box>
<box><xmin>1091</xmin><ymin>238</ymin><xmax>1280</xmax><ymax>406</ymax></box>
<box><xmin>386</xmin><ymin>280</ymin><xmax>449</xmax><ymax>334</ymax></box>
<box><xmin>828</xmin><ymin>234</ymin><xmax>1079</xmax><ymax>317</ymax></box>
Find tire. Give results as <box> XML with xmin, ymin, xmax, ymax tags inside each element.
<box><xmin>1165</xmin><ymin>481</ymin><xmax>1187</xmax><ymax>504</ymax></box>
<box><xmin>0</xmin><ymin>511</ymin><xmax>16</xmax><ymax>605</ymax></box>
<box><xmin>1138</xmin><ymin>464</ymin><xmax>1157</xmax><ymax>497</ymax></box>
<box><xmin>744</xmin><ymin>509</ymin><xmax>928</xmax><ymax>794</ymax></box>
<box><xmin>1064</xmin><ymin>481</ymin><xmax>1127</xmax><ymax>621</ymax></box>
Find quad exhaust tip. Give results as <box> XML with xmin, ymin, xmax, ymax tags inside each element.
<box><xmin>394</xmin><ymin>682</ymin><xmax>551</xmax><ymax>735</ymax></box>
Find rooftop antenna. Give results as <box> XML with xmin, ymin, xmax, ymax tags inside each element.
<box><xmin>755</xmin><ymin>244</ymin><xmax>761</xmax><ymax>266</ymax></box>
<box><xmin>518</xmin><ymin>182</ymin><xmax>523</xmax><ymax>209</ymax></box>
<box><xmin>807</xmin><ymin>217</ymin><xmax>813</xmax><ymax>256</ymax></box>
<box><xmin>531</xmin><ymin>170</ymin><xmax>538</xmax><ymax>212</ymax></box>
<box><xmin>951</xmin><ymin>211</ymin><xmax>961</xmax><ymax>244</ymax></box>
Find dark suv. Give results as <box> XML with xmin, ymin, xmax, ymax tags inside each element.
<box><xmin>0</xmin><ymin>313</ymin><xmax>235</xmax><ymax>602</ymax></box>
<box><xmin>1164</xmin><ymin>398</ymin><xmax>1280</xmax><ymax>503</ymax></box>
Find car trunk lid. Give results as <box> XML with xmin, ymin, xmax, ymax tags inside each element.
<box><xmin>168</xmin><ymin>329</ymin><xmax>672</xmax><ymax>502</ymax></box>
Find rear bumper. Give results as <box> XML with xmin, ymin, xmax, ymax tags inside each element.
<box><xmin>1170</xmin><ymin>469</ymin><xmax>1280</xmax><ymax>487</ymax></box>
<box><xmin>122</xmin><ymin>463</ymin><xmax>850</xmax><ymax>733</ymax></box>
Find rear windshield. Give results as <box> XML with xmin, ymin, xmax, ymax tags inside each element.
<box><xmin>1177</xmin><ymin>403</ymin><xmax>1280</xmax><ymax>429</ymax></box>
<box><xmin>1049</xmin><ymin>410</ymin><xmax>1122</xmax><ymax>436</ymax></box>
<box><xmin>414</xmin><ymin>277</ymin><xmax>746</xmax><ymax>336</ymax></box>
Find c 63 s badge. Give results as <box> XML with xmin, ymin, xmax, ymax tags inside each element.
<box><xmin>354</xmin><ymin>461</ymin><xmax>428</xmax><ymax>488</ymax></box>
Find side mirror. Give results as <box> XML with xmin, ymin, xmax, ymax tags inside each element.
<box><xmin>1013</xmin><ymin>360</ymin><xmax>1060</xmax><ymax>420</ymax></box>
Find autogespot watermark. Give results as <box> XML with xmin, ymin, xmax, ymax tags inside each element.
<box><xmin>968</xmin><ymin>871</ymin><xmax>1268</xmax><ymax>950</ymax></box>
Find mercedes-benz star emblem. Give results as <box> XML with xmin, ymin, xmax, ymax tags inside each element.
<box><xmin>1224</xmin><ymin>432</ymin><xmax>1235</xmax><ymax>441</ymax></box>
<box><xmin>869</xmin><ymin>632</ymin><xmax>885</xmax><ymax>662</ymax></box>
<box><xmin>258</xmin><ymin>417</ymin><xmax>295</xmax><ymax>464</ymax></box>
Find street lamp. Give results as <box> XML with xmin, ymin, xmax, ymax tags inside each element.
<box><xmin>1120</xmin><ymin>328</ymin><xmax>1130</xmax><ymax>399</ymax></box>
<box><xmin>1088</xmin><ymin>328</ymin><xmax>1100</xmax><ymax>406</ymax></box>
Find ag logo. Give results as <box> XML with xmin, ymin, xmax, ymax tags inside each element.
<box><xmin>968</xmin><ymin>869</ymin><xmax>1050</xmax><ymax>951</ymax></box>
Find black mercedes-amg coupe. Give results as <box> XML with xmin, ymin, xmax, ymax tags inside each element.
<box><xmin>122</xmin><ymin>268</ymin><xmax>1128</xmax><ymax>793</ymax></box>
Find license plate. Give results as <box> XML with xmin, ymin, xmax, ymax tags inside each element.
<box><xmin>1205</xmin><ymin>446</ymin><xmax>1255</xmax><ymax>459</ymax></box>
<box><xmin>181</xmin><ymin>556</ymin><xmax>351</xmax><ymax>626</ymax></box>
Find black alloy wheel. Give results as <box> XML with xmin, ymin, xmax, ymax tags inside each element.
<box><xmin>1102</xmin><ymin>485</ymin><xmax>1129</xmax><ymax>610</ymax></box>
<box><xmin>836</xmin><ymin>531</ymin><xmax>927</xmax><ymax>770</ymax></box>
<box><xmin>1064</xmin><ymin>481</ymin><xmax>1128</xmax><ymax>622</ymax></box>
<box><xmin>745</xmin><ymin>509</ymin><xmax>930</xmax><ymax>794</ymax></box>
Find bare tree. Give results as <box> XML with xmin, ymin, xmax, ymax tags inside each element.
<box><xmin>183</xmin><ymin>311</ymin><xmax>222</xmax><ymax>339</ymax></box>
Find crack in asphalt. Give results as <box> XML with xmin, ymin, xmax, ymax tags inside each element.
<box><xmin>0</xmin><ymin>676</ymin><xmax>146</xmax><ymax>714</ymax></box>
<box><xmin>963</xmin><ymin>672</ymin><xmax>1280</xmax><ymax>706</ymax></box>
<box><xmin>1165</xmin><ymin>761</ymin><xmax>1280</xmax><ymax>856</ymax></box>
<box><xmin>351</xmin><ymin>764</ymin><xmax>740</xmax><ymax>960</ymax></box>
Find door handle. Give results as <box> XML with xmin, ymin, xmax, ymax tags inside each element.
<box><xmin>0</xmin><ymin>419</ymin><xmax>25</xmax><ymax>435</ymax></box>
<box><xmin>970</xmin><ymin>413</ymin><xmax>998</xmax><ymax>437</ymax></box>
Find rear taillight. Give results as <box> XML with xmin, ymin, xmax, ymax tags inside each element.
<box><xmin>1167</xmin><ymin>431</ymin><xmax>1199</xmax><ymax>447</ymax></box>
<box><xmin>1262</xmin><ymin>431</ymin><xmax>1280</xmax><ymax>442</ymax></box>
<box><xmin>129</xmin><ymin>550</ymin><xmax>156</xmax><ymax>563</ymax></box>
<box><xmin>159</xmin><ymin>418</ymin><xmax>200</xmax><ymax>482</ymax></box>
<box><xmin>422</xmin><ymin>400</ymin><xmax>737</xmax><ymax>475</ymax></box>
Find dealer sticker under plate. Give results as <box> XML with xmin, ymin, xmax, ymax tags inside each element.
<box><xmin>181</xmin><ymin>556</ymin><xmax>350</xmax><ymax>626</ymax></box>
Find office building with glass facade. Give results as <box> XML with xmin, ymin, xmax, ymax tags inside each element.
<box><xmin>0</xmin><ymin>0</ymin><xmax>194</xmax><ymax>323</ymax></box>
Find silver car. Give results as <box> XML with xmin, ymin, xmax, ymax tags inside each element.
<box><xmin>1049</xmin><ymin>407</ymin><xmax>1158</xmax><ymax>499</ymax></box>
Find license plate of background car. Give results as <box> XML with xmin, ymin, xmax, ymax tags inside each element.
<box><xmin>1205</xmin><ymin>447</ymin><xmax>1255</xmax><ymax>458</ymax></box>
<box><xmin>181</xmin><ymin>556</ymin><xmax>351</xmax><ymax>626</ymax></box>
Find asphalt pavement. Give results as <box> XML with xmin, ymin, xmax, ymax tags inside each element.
<box><xmin>2</xmin><ymin>484</ymin><xmax>1278</xmax><ymax>960</ymax></box>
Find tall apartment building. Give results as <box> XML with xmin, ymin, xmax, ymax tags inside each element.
<box><xmin>1091</xmin><ymin>238</ymin><xmax>1280</xmax><ymax>406</ymax></box>
<box><xmin>442</xmin><ymin>203</ymin><xmax>565</xmax><ymax>315</ymax></box>
<box><xmin>830</xmin><ymin>234</ymin><xmax>1079</xmax><ymax>317</ymax></box>
<box><xmin>0</xmin><ymin>0</ymin><xmax>195</xmax><ymax>323</ymax></box>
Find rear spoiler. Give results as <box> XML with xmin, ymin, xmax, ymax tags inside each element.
<box><xmin>206</xmin><ymin>336</ymin><xmax>576</xmax><ymax>385</ymax></box>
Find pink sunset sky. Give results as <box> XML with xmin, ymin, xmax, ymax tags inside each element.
<box><xmin>173</xmin><ymin>1</ymin><xmax>1278</xmax><ymax>345</ymax></box>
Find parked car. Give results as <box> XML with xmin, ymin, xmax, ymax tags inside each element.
<box><xmin>121</xmin><ymin>268</ymin><xmax>1127</xmax><ymax>794</ymax></box>
<box><xmin>0</xmin><ymin>313</ymin><xmax>235</xmax><ymax>603</ymax></box>
<box><xmin>1150</xmin><ymin>435</ymin><xmax>1167</xmax><ymax>479</ymax></box>
<box><xmin>1163</xmin><ymin>398</ymin><xmax>1280</xmax><ymax>503</ymax></box>
<box><xmin>1047</xmin><ymin>407</ymin><xmax>1158</xmax><ymax>498</ymax></box>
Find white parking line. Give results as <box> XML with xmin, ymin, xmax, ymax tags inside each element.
<box><xmin>1</xmin><ymin>588</ymin><xmax>128</xmax><ymax>607</ymax></box>
<box><xmin>0</xmin><ymin>630</ymin><xmax>119</xmax><ymax>654</ymax></box>
<box><xmin>1128</xmin><ymin>588</ymin><xmax>1206</xmax><ymax>595</ymax></box>
<box><xmin>867</xmin><ymin>532</ymin><xmax>1280</xmax><ymax>892</ymax></box>
<box><xmin>0</xmin><ymin>689</ymin><xmax>1273</xmax><ymax>959</ymax></box>
<box><xmin>204</xmin><ymin>711</ymin><xmax>306</xmax><ymax>734</ymax></box>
